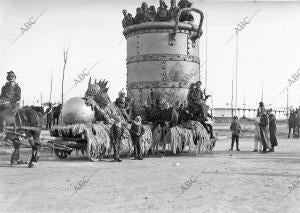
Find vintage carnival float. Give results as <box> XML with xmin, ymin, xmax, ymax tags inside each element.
<box><xmin>48</xmin><ymin>0</ymin><xmax>216</xmax><ymax>161</ymax></box>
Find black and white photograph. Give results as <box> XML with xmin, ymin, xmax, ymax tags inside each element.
<box><xmin>0</xmin><ymin>0</ymin><xmax>300</xmax><ymax>212</ymax></box>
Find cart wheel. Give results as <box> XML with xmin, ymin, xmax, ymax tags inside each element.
<box><xmin>54</xmin><ymin>149</ymin><xmax>70</xmax><ymax>159</ymax></box>
<box><xmin>86</xmin><ymin>143</ymin><xmax>99</xmax><ymax>162</ymax></box>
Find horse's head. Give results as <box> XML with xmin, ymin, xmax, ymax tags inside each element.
<box><xmin>84</xmin><ymin>78</ymin><xmax>111</xmax><ymax>108</ymax></box>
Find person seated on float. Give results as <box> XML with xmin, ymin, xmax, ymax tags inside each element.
<box><xmin>162</xmin><ymin>101</ymin><xmax>173</xmax><ymax>123</ymax></box>
<box><xmin>156</xmin><ymin>0</ymin><xmax>169</xmax><ymax>21</ymax></box>
<box><xmin>141</xmin><ymin>2</ymin><xmax>149</xmax><ymax>22</ymax></box>
<box><xmin>134</xmin><ymin>7</ymin><xmax>144</xmax><ymax>24</ymax></box>
<box><xmin>122</xmin><ymin>10</ymin><xmax>128</xmax><ymax>28</ymax></box>
<box><xmin>187</xmin><ymin>81</ymin><xmax>210</xmax><ymax>121</ymax></box>
<box><xmin>148</xmin><ymin>5</ymin><xmax>157</xmax><ymax>21</ymax></box>
<box><xmin>168</xmin><ymin>0</ymin><xmax>180</xmax><ymax>21</ymax></box>
<box><xmin>178</xmin><ymin>0</ymin><xmax>194</xmax><ymax>23</ymax></box>
<box><xmin>0</xmin><ymin>71</ymin><xmax>21</xmax><ymax>112</ymax></box>
<box><xmin>115</xmin><ymin>89</ymin><xmax>130</xmax><ymax>122</ymax></box>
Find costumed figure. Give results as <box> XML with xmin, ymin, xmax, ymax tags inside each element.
<box><xmin>157</xmin><ymin>0</ymin><xmax>169</xmax><ymax>21</ymax></box>
<box><xmin>115</xmin><ymin>89</ymin><xmax>130</xmax><ymax>122</ymax></box>
<box><xmin>134</xmin><ymin>7</ymin><xmax>143</xmax><ymax>24</ymax></box>
<box><xmin>122</xmin><ymin>10</ymin><xmax>135</xmax><ymax>28</ymax></box>
<box><xmin>148</xmin><ymin>5</ymin><xmax>157</xmax><ymax>21</ymax></box>
<box><xmin>187</xmin><ymin>81</ymin><xmax>209</xmax><ymax>121</ymax></box>
<box><xmin>130</xmin><ymin>116</ymin><xmax>145</xmax><ymax>160</ymax></box>
<box><xmin>110</xmin><ymin>116</ymin><xmax>125</xmax><ymax>162</ymax></box>
<box><xmin>178</xmin><ymin>0</ymin><xmax>194</xmax><ymax>22</ymax></box>
<box><xmin>141</xmin><ymin>2</ymin><xmax>150</xmax><ymax>22</ymax></box>
<box><xmin>169</xmin><ymin>0</ymin><xmax>180</xmax><ymax>21</ymax></box>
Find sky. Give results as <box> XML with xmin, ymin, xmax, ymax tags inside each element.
<box><xmin>0</xmin><ymin>0</ymin><xmax>300</xmax><ymax>109</ymax></box>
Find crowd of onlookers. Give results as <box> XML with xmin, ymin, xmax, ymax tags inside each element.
<box><xmin>229</xmin><ymin>102</ymin><xmax>278</xmax><ymax>153</ymax></box>
<box><xmin>122</xmin><ymin>0</ymin><xmax>195</xmax><ymax>28</ymax></box>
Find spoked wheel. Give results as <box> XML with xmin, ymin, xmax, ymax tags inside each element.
<box><xmin>54</xmin><ymin>149</ymin><xmax>70</xmax><ymax>159</ymax></box>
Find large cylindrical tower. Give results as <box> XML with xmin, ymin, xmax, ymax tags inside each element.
<box><xmin>123</xmin><ymin>8</ymin><xmax>204</xmax><ymax>109</ymax></box>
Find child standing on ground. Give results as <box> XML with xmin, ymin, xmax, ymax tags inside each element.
<box><xmin>229</xmin><ymin>116</ymin><xmax>242</xmax><ymax>151</ymax></box>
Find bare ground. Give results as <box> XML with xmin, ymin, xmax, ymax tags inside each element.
<box><xmin>0</xmin><ymin>136</ymin><xmax>300</xmax><ymax>213</ymax></box>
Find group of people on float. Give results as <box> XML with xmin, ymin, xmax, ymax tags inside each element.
<box><xmin>229</xmin><ymin>101</ymin><xmax>278</xmax><ymax>153</ymax></box>
<box><xmin>122</xmin><ymin>0</ymin><xmax>195</xmax><ymax>28</ymax></box>
<box><xmin>110</xmin><ymin>80</ymin><xmax>214</xmax><ymax>162</ymax></box>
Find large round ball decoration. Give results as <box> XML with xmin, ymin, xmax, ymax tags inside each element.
<box><xmin>62</xmin><ymin>97</ymin><xmax>95</xmax><ymax>125</ymax></box>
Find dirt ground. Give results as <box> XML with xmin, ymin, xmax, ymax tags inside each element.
<box><xmin>0</xmin><ymin>135</ymin><xmax>300</xmax><ymax>213</ymax></box>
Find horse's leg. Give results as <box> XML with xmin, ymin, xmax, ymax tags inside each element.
<box><xmin>28</xmin><ymin>131</ymin><xmax>41</xmax><ymax>168</ymax></box>
<box><xmin>288</xmin><ymin>126</ymin><xmax>291</xmax><ymax>138</ymax></box>
<box><xmin>26</xmin><ymin>135</ymin><xmax>36</xmax><ymax>168</ymax></box>
<box><xmin>293</xmin><ymin>127</ymin><xmax>296</xmax><ymax>138</ymax></box>
<box><xmin>10</xmin><ymin>138</ymin><xmax>21</xmax><ymax>165</ymax></box>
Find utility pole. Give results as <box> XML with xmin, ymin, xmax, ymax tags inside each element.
<box><xmin>49</xmin><ymin>72</ymin><xmax>53</xmax><ymax>103</ymax></box>
<box><xmin>231</xmin><ymin>77</ymin><xmax>234</xmax><ymax>118</ymax></box>
<box><xmin>235</xmin><ymin>33</ymin><xmax>238</xmax><ymax>115</ymax></box>
<box><xmin>287</xmin><ymin>88</ymin><xmax>289</xmax><ymax>118</ymax></box>
<box><xmin>243</xmin><ymin>94</ymin><xmax>246</xmax><ymax>118</ymax></box>
<box><xmin>205</xmin><ymin>13</ymin><xmax>208</xmax><ymax>90</ymax></box>
<box><xmin>261</xmin><ymin>83</ymin><xmax>264</xmax><ymax>102</ymax></box>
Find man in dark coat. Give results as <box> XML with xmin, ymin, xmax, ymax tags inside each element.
<box><xmin>0</xmin><ymin>71</ymin><xmax>21</xmax><ymax>112</ymax></box>
<box><xmin>130</xmin><ymin>116</ymin><xmax>145</xmax><ymax>160</ymax></box>
<box><xmin>45</xmin><ymin>103</ymin><xmax>54</xmax><ymax>129</ymax></box>
<box><xmin>115</xmin><ymin>89</ymin><xmax>130</xmax><ymax>122</ymax></box>
<box><xmin>110</xmin><ymin>116</ymin><xmax>125</xmax><ymax>162</ymax></box>
<box><xmin>268</xmin><ymin>110</ymin><xmax>278</xmax><ymax>152</ymax></box>
<box><xmin>259</xmin><ymin>111</ymin><xmax>271</xmax><ymax>153</ymax></box>
<box><xmin>187</xmin><ymin>81</ymin><xmax>209</xmax><ymax>121</ymax></box>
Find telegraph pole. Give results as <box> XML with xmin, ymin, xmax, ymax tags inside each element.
<box><xmin>235</xmin><ymin>33</ymin><xmax>239</xmax><ymax>114</ymax></box>
<box><xmin>231</xmin><ymin>78</ymin><xmax>234</xmax><ymax>118</ymax></box>
<box><xmin>205</xmin><ymin>13</ymin><xmax>208</xmax><ymax>90</ymax></box>
<box><xmin>287</xmin><ymin>88</ymin><xmax>289</xmax><ymax>118</ymax></box>
<box><xmin>261</xmin><ymin>83</ymin><xmax>264</xmax><ymax>102</ymax></box>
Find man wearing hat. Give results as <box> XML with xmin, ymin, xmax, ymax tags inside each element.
<box><xmin>187</xmin><ymin>81</ymin><xmax>209</xmax><ymax>121</ymax></box>
<box><xmin>130</xmin><ymin>116</ymin><xmax>145</xmax><ymax>160</ymax></box>
<box><xmin>115</xmin><ymin>89</ymin><xmax>130</xmax><ymax>122</ymax></box>
<box><xmin>110</xmin><ymin>116</ymin><xmax>125</xmax><ymax>162</ymax></box>
<box><xmin>0</xmin><ymin>71</ymin><xmax>21</xmax><ymax>112</ymax></box>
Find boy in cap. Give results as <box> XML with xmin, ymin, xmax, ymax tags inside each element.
<box><xmin>229</xmin><ymin>116</ymin><xmax>241</xmax><ymax>151</ymax></box>
<box><xmin>130</xmin><ymin>116</ymin><xmax>145</xmax><ymax>160</ymax></box>
<box><xmin>110</xmin><ymin>116</ymin><xmax>125</xmax><ymax>162</ymax></box>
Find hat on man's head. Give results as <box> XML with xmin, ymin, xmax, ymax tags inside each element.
<box><xmin>118</xmin><ymin>89</ymin><xmax>126</xmax><ymax>97</ymax></box>
<box><xmin>114</xmin><ymin>116</ymin><xmax>121</xmax><ymax>122</ymax></box>
<box><xmin>196</xmin><ymin>81</ymin><xmax>202</xmax><ymax>84</ymax></box>
<box><xmin>7</xmin><ymin>71</ymin><xmax>16</xmax><ymax>77</ymax></box>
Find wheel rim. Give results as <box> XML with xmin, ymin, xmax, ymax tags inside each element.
<box><xmin>54</xmin><ymin>149</ymin><xmax>68</xmax><ymax>159</ymax></box>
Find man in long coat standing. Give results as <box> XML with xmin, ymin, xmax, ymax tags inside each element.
<box><xmin>268</xmin><ymin>110</ymin><xmax>278</xmax><ymax>152</ymax></box>
<box><xmin>259</xmin><ymin>110</ymin><xmax>271</xmax><ymax>153</ymax></box>
<box><xmin>130</xmin><ymin>116</ymin><xmax>145</xmax><ymax>160</ymax></box>
<box><xmin>110</xmin><ymin>116</ymin><xmax>125</xmax><ymax>162</ymax></box>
